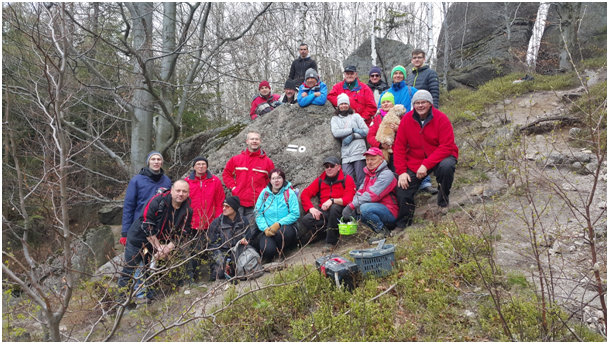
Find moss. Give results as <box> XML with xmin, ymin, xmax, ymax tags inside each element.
<box><xmin>217</xmin><ymin>122</ymin><xmax>247</xmax><ymax>139</ymax></box>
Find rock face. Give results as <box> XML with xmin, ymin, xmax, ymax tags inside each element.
<box><xmin>204</xmin><ymin>103</ymin><xmax>341</xmax><ymax>192</ymax></box>
<box><xmin>98</xmin><ymin>202</ymin><xmax>123</xmax><ymax>225</ymax></box>
<box><xmin>437</xmin><ymin>3</ymin><xmax>607</xmax><ymax>90</ymax></box>
<box><xmin>343</xmin><ymin>37</ymin><xmax>413</xmax><ymax>82</ymax></box>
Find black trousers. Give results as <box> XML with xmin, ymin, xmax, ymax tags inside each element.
<box><xmin>396</xmin><ymin>156</ymin><xmax>456</xmax><ymax>226</ymax></box>
<box><xmin>299</xmin><ymin>204</ymin><xmax>344</xmax><ymax>245</ymax></box>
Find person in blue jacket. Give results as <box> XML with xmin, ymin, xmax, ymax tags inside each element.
<box><xmin>377</xmin><ymin>65</ymin><xmax>417</xmax><ymax>111</ymax></box>
<box><xmin>120</xmin><ymin>151</ymin><xmax>172</xmax><ymax>246</ymax></box>
<box><xmin>254</xmin><ymin>168</ymin><xmax>300</xmax><ymax>260</ymax></box>
<box><xmin>297</xmin><ymin>68</ymin><xmax>328</xmax><ymax>107</ymax></box>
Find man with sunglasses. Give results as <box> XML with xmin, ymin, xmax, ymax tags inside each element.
<box><xmin>299</xmin><ymin>156</ymin><xmax>357</xmax><ymax>252</ymax></box>
<box><xmin>367</xmin><ymin>66</ymin><xmax>389</xmax><ymax>104</ymax></box>
<box><xmin>406</xmin><ymin>49</ymin><xmax>440</xmax><ymax>108</ymax></box>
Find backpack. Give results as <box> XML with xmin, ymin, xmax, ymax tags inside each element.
<box><xmin>261</xmin><ymin>187</ymin><xmax>299</xmax><ymax>212</ymax></box>
<box><xmin>224</xmin><ymin>244</ymin><xmax>264</xmax><ymax>281</ymax></box>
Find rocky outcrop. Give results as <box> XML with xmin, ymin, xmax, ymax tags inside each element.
<box><xmin>98</xmin><ymin>202</ymin><xmax>123</xmax><ymax>225</ymax></box>
<box><xmin>343</xmin><ymin>37</ymin><xmax>413</xmax><ymax>81</ymax></box>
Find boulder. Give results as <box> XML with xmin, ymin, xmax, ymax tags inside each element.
<box><xmin>343</xmin><ymin>37</ymin><xmax>413</xmax><ymax>82</ymax></box>
<box><xmin>72</xmin><ymin>226</ymin><xmax>115</xmax><ymax>279</ymax></box>
<box><xmin>98</xmin><ymin>202</ymin><xmax>123</xmax><ymax>225</ymax></box>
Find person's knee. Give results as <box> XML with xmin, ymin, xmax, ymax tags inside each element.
<box><xmin>436</xmin><ymin>157</ymin><xmax>456</xmax><ymax>174</ymax></box>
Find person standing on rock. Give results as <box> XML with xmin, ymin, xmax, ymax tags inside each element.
<box><xmin>393</xmin><ymin>90</ymin><xmax>459</xmax><ymax>228</ymax></box>
<box><xmin>342</xmin><ymin>147</ymin><xmax>398</xmax><ymax>243</ymax></box>
<box><xmin>327</xmin><ymin>65</ymin><xmax>378</xmax><ymax>127</ymax></box>
<box><xmin>299</xmin><ymin>156</ymin><xmax>357</xmax><ymax>252</ymax></box>
<box><xmin>367</xmin><ymin>66</ymin><xmax>389</xmax><ymax>104</ymax></box>
<box><xmin>222</xmin><ymin>130</ymin><xmax>275</xmax><ymax>221</ymax></box>
<box><xmin>250</xmin><ymin>81</ymin><xmax>281</xmax><ymax>120</ymax></box>
<box><xmin>288</xmin><ymin>43</ymin><xmax>318</xmax><ymax>86</ymax></box>
<box><xmin>297</xmin><ymin>68</ymin><xmax>328</xmax><ymax>107</ymax></box>
<box><xmin>120</xmin><ymin>151</ymin><xmax>172</xmax><ymax>247</ymax></box>
<box><xmin>279</xmin><ymin>79</ymin><xmax>298</xmax><ymax>105</ymax></box>
<box><xmin>406</xmin><ymin>48</ymin><xmax>440</xmax><ymax>109</ymax></box>
<box><xmin>331</xmin><ymin>93</ymin><xmax>369</xmax><ymax>189</ymax></box>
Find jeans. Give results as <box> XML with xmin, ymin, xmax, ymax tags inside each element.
<box><xmin>419</xmin><ymin>175</ymin><xmax>432</xmax><ymax>190</ymax></box>
<box><xmin>358</xmin><ymin>203</ymin><xmax>396</xmax><ymax>233</ymax></box>
<box><xmin>299</xmin><ymin>204</ymin><xmax>344</xmax><ymax>245</ymax></box>
<box><xmin>342</xmin><ymin>159</ymin><xmax>366</xmax><ymax>189</ymax></box>
<box><xmin>118</xmin><ymin>241</ymin><xmax>154</xmax><ymax>299</ymax></box>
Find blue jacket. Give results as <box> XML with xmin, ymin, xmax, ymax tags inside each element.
<box><xmin>254</xmin><ymin>181</ymin><xmax>300</xmax><ymax>231</ymax></box>
<box><xmin>297</xmin><ymin>81</ymin><xmax>328</xmax><ymax>107</ymax></box>
<box><xmin>378</xmin><ymin>81</ymin><xmax>417</xmax><ymax>111</ymax></box>
<box><xmin>121</xmin><ymin>167</ymin><xmax>172</xmax><ymax>236</ymax></box>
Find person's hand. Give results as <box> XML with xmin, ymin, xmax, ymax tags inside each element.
<box><xmin>302</xmin><ymin>92</ymin><xmax>308</xmax><ymax>97</ymax></box>
<box><xmin>342</xmin><ymin>134</ymin><xmax>354</xmax><ymax>146</ymax></box>
<box><xmin>416</xmin><ymin>165</ymin><xmax>428</xmax><ymax>180</ymax></box>
<box><xmin>321</xmin><ymin>199</ymin><xmax>333</xmax><ymax>211</ymax></box>
<box><xmin>264</xmin><ymin>227</ymin><xmax>274</xmax><ymax>237</ymax></box>
<box><xmin>239</xmin><ymin>238</ymin><xmax>248</xmax><ymax>245</ymax></box>
<box><xmin>390</xmin><ymin>123</ymin><xmax>399</xmax><ymax>132</ymax></box>
<box><xmin>119</xmin><ymin>236</ymin><xmax>127</xmax><ymax>246</ymax></box>
<box><xmin>342</xmin><ymin>205</ymin><xmax>355</xmax><ymax>220</ymax></box>
<box><xmin>314</xmin><ymin>92</ymin><xmax>321</xmax><ymax>97</ymax></box>
<box><xmin>398</xmin><ymin>173</ymin><xmax>411</xmax><ymax>189</ymax></box>
<box><xmin>309</xmin><ymin>207</ymin><xmax>322</xmax><ymax>220</ymax></box>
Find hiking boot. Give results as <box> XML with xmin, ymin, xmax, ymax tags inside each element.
<box><xmin>367</xmin><ymin>228</ymin><xmax>390</xmax><ymax>244</ymax></box>
<box><xmin>422</xmin><ymin>185</ymin><xmax>438</xmax><ymax>195</ymax></box>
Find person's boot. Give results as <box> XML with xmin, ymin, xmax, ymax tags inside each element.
<box><xmin>422</xmin><ymin>185</ymin><xmax>438</xmax><ymax>195</ymax></box>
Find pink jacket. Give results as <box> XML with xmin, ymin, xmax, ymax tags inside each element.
<box><xmin>348</xmin><ymin>160</ymin><xmax>398</xmax><ymax>218</ymax></box>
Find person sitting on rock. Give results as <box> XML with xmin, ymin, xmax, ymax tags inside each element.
<box><xmin>377</xmin><ymin>65</ymin><xmax>417</xmax><ymax>111</ymax></box>
<box><xmin>299</xmin><ymin>156</ymin><xmax>357</xmax><ymax>252</ymax></box>
<box><xmin>327</xmin><ymin>65</ymin><xmax>378</xmax><ymax>127</ymax></box>
<box><xmin>331</xmin><ymin>93</ymin><xmax>369</xmax><ymax>189</ymax></box>
<box><xmin>367</xmin><ymin>66</ymin><xmax>389</xmax><ymax>104</ymax></box>
<box><xmin>253</xmin><ymin>168</ymin><xmax>300</xmax><ymax>261</ymax></box>
<box><xmin>342</xmin><ymin>147</ymin><xmax>398</xmax><ymax>243</ymax></box>
<box><xmin>249</xmin><ymin>80</ymin><xmax>281</xmax><ymax>120</ymax></box>
<box><xmin>207</xmin><ymin>196</ymin><xmax>252</xmax><ymax>281</ymax></box>
<box><xmin>297</xmin><ymin>68</ymin><xmax>328</xmax><ymax>107</ymax></box>
<box><xmin>279</xmin><ymin>79</ymin><xmax>298</xmax><ymax>105</ymax></box>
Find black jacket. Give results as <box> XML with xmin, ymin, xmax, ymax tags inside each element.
<box><xmin>367</xmin><ymin>80</ymin><xmax>389</xmax><ymax>94</ymax></box>
<box><xmin>207</xmin><ymin>212</ymin><xmax>251</xmax><ymax>252</ymax></box>
<box><xmin>289</xmin><ymin>56</ymin><xmax>318</xmax><ymax>86</ymax></box>
<box><xmin>406</xmin><ymin>65</ymin><xmax>440</xmax><ymax>108</ymax></box>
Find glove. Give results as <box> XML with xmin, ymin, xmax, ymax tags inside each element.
<box><xmin>342</xmin><ymin>134</ymin><xmax>354</xmax><ymax>146</ymax></box>
<box><xmin>342</xmin><ymin>205</ymin><xmax>356</xmax><ymax>220</ymax></box>
<box><xmin>353</xmin><ymin>128</ymin><xmax>366</xmax><ymax>137</ymax></box>
<box><xmin>119</xmin><ymin>236</ymin><xmax>127</xmax><ymax>246</ymax></box>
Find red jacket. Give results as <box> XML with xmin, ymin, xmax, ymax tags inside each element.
<box><xmin>327</xmin><ymin>79</ymin><xmax>377</xmax><ymax>126</ymax></box>
<box><xmin>366</xmin><ymin>109</ymin><xmax>388</xmax><ymax>148</ymax></box>
<box><xmin>300</xmin><ymin>169</ymin><xmax>356</xmax><ymax>212</ymax></box>
<box><xmin>393</xmin><ymin>107</ymin><xmax>459</xmax><ymax>175</ymax></box>
<box><xmin>185</xmin><ymin>170</ymin><xmax>224</xmax><ymax>230</ymax></box>
<box><xmin>250</xmin><ymin>94</ymin><xmax>280</xmax><ymax>120</ymax></box>
<box><xmin>222</xmin><ymin>149</ymin><xmax>275</xmax><ymax>208</ymax></box>
<box><xmin>348</xmin><ymin>160</ymin><xmax>398</xmax><ymax>218</ymax></box>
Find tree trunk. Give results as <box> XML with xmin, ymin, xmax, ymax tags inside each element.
<box><xmin>155</xmin><ymin>2</ymin><xmax>176</xmax><ymax>153</ymax></box>
<box><xmin>526</xmin><ymin>3</ymin><xmax>551</xmax><ymax>71</ymax></box>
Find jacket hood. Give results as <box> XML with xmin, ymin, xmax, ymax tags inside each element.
<box><xmin>391</xmin><ymin>80</ymin><xmax>406</xmax><ymax>91</ymax></box>
<box><xmin>139</xmin><ymin>167</ymin><xmax>165</xmax><ymax>182</ymax></box>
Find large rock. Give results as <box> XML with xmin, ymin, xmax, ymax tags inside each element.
<box><xmin>98</xmin><ymin>202</ymin><xmax>123</xmax><ymax>225</ymax></box>
<box><xmin>343</xmin><ymin>37</ymin><xmax>413</xmax><ymax>82</ymax></box>
<box><xmin>72</xmin><ymin>226</ymin><xmax>115</xmax><ymax>278</ymax></box>
<box><xmin>205</xmin><ymin>103</ymin><xmax>341</xmax><ymax>191</ymax></box>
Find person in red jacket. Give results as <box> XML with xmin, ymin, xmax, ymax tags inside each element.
<box><xmin>185</xmin><ymin>156</ymin><xmax>224</xmax><ymax>231</ymax></box>
<box><xmin>327</xmin><ymin>65</ymin><xmax>378</xmax><ymax>127</ymax></box>
<box><xmin>222</xmin><ymin>130</ymin><xmax>275</xmax><ymax>221</ymax></box>
<box><xmin>299</xmin><ymin>156</ymin><xmax>357</xmax><ymax>252</ymax></box>
<box><xmin>250</xmin><ymin>80</ymin><xmax>281</xmax><ymax>120</ymax></box>
<box><xmin>392</xmin><ymin>90</ymin><xmax>459</xmax><ymax>228</ymax></box>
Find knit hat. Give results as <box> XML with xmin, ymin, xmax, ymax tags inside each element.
<box><xmin>380</xmin><ymin>92</ymin><xmax>395</xmax><ymax>105</ymax></box>
<box><xmin>363</xmin><ymin>147</ymin><xmax>383</xmax><ymax>157</ymax></box>
<box><xmin>146</xmin><ymin>151</ymin><xmax>163</xmax><ymax>165</ymax></box>
<box><xmin>391</xmin><ymin>65</ymin><xmax>407</xmax><ymax>78</ymax></box>
<box><xmin>369</xmin><ymin>66</ymin><xmax>382</xmax><ymax>76</ymax></box>
<box><xmin>337</xmin><ymin>93</ymin><xmax>350</xmax><ymax>106</ymax></box>
<box><xmin>344</xmin><ymin>65</ymin><xmax>357</xmax><ymax>72</ymax></box>
<box><xmin>411</xmin><ymin>90</ymin><xmax>434</xmax><ymax>106</ymax></box>
<box><xmin>284</xmin><ymin>79</ymin><xmax>297</xmax><ymax>90</ymax></box>
<box><xmin>224</xmin><ymin>196</ymin><xmax>241</xmax><ymax>212</ymax></box>
<box><xmin>305</xmin><ymin>68</ymin><xmax>319</xmax><ymax>81</ymax></box>
<box><xmin>259</xmin><ymin>80</ymin><xmax>270</xmax><ymax>90</ymax></box>
<box><xmin>192</xmin><ymin>156</ymin><xmax>208</xmax><ymax>167</ymax></box>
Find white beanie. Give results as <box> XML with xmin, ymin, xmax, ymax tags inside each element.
<box><xmin>411</xmin><ymin>90</ymin><xmax>433</xmax><ymax>106</ymax></box>
<box><xmin>337</xmin><ymin>93</ymin><xmax>350</xmax><ymax>106</ymax></box>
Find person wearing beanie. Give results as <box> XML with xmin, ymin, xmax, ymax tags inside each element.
<box><xmin>185</xmin><ymin>156</ymin><xmax>224</xmax><ymax>231</ymax></box>
<box><xmin>288</xmin><ymin>43</ymin><xmax>318</xmax><ymax>86</ymax></box>
<box><xmin>377</xmin><ymin>65</ymin><xmax>418</xmax><ymax>112</ymax></box>
<box><xmin>331</xmin><ymin>93</ymin><xmax>369</xmax><ymax>189</ymax></box>
<box><xmin>367</xmin><ymin>66</ymin><xmax>389</xmax><ymax>104</ymax></box>
<box><xmin>406</xmin><ymin>48</ymin><xmax>440</xmax><ymax>108</ymax></box>
<box><xmin>367</xmin><ymin>91</ymin><xmax>397</xmax><ymax>154</ymax></box>
<box><xmin>249</xmin><ymin>80</ymin><xmax>281</xmax><ymax>120</ymax></box>
<box><xmin>393</xmin><ymin>89</ymin><xmax>459</xmax><ymax>228</ymax></box>
<box><xmin>120</xmin><ymin>150</ymin><xmax>171</xmax><ymax>247</ymax></box>
<box><xmin>279</xmin><ymin>79</ymin><xmax>298</xmax><ymax>104</ymax></box>
<box><xmin>297</xmin><ymin>68</ymin><xmax>328</xmax><ymax>107</ymax></box>
<box><xmin>206</xmin><ymin>195</ymin><xmax>252</xmax><ymax>281</ymax></box>
<box><xmin>327</xmin><ymin>65</ymin><xmax>378</xmax><ymax>127</ymax></box>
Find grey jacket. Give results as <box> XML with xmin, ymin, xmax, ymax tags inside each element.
<box><xmin>406</xmin><ymin>65</ymin><xmax>440</xmax><ymax>108</ymax></box>
<box><xmin>331</xmin><ymin>112</ymin><xmax>369</xmax><ymax>164</ymax></box>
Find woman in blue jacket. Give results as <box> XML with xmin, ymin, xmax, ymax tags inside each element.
<box><xmin>254</xmin><ymin>168</ymin><xmax>300</xmax><ymax>260</ymax></box>
<box><xmin>297</xmin><ymin>68</ymin><xmax>328</xmax><ymax>107</ymax></box>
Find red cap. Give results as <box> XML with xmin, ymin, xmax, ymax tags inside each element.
<box><xmin>259</xmin><ymin>80</ymin><xmax>270</xmax><ymax>90</ymax></box>
<box><xmin>363</xmin><ymin>147</ymin><xmax>383</xmax><ymax>157</ymax></box>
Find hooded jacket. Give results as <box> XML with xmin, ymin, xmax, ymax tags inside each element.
<box><xmin>297</xmin><ymin>78</ymin><xmax>328</xmax><ymax>107</ymax></box>
<box><xmin>393</xmin><ymin>107</ymin><xmax>459</xmax><ymax>175</ymax></box>
<box><xmin>254</xmin><ymin>181</ymin><xmax>300</xmax><ymax>231</ymax></box>
<box><xmin>222</xmin><ymin>149</ymin><xmax>275</xmax><ymax>208</ymax></box>
<box><xmin>121</xmin><ymin>167</ymin><xmax>172</xmax><ymax>236</ymax></box>
<box><xmin>406</xmin><ymin>65</ymin><xmax>440</xmax><ymax>108</ymax></box>
<box><xmin>348</xmin><ymin>160</ymin><xmax>398</xmax><ymax>218</ymax></box>
<box><xmin>300</xmin><ymin>169</ymin><xmax>356</xmax><ymax>212</ymax></box>
<box><xmin>377</xmin><ymin>81</ymin><xmax>417</xmax><ymax>111</ymax></box>
<box><xmin>330</xmin><ymin>111</ymin><xmax>369</xmax><ymax>164</ymax></box>
<box><xmin>327</xmin><ymin>79</ymin><xmax>378</xmax><ymax>126</ymax></box>
<box><xmin>289</xmin><ymin>56</ymin><xmax>318</xmax><ymax>86</ymax></box>
<box><xmin>185</xmin><ymin>170</ymin><xmax>224</xmax><ymax>230</ymax></box>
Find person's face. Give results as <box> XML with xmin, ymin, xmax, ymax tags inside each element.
<box><xmin>365</xmin><ymin>155</ymin><xmax>383</xmax><ymax>171</ymax></box>
<box><xmin>270</xmin><ymin>172</ymin><xmax>284</xmax><ymax>190</ymax></box>
<box><xmin>285</xmin><ymin>88</ymin><xmax>296</xmax><ymax>97</ymax></box>
<box><xmin>344</xmin><ymin>71</ymin><xmax>357</xmax><ymax>83</ymax></box>
<box><xmin>246</xmin><ymin>133</ymin><xmax>261</xmax><ymax>152</ymax></box>
<box><xmin>323</xmin><ymin>163</ymin><xmax>341</xmax><ymax>178</ymax></box>
<box><xmin>299</xmin><ymin>45</ymin><xmax>308</xmax><ymax>58</ymax></box>
<box><xmin>222</xmin><ymin>203</ymin><xmax>236</xmax><ymax>217</ymax></box>
<box><xmin>171</xmin><ymin>181</ymin><xmax>190</xmax><ymax>204</ymax></box>
<box><xmin>148</xmin><ymin>154</ymin><xmax>163</xmax><ymax>171</ymax></box>
<box><xmin>259</xmin><ymin>86</ymin><xmax>271</xmax><ymax>97</ymax></box>
<box><xmin>305</xmin><ymin>77</ymin><xmax>317</xmax><ymax>88</ymax></box>
<box><xmin>413</xmin><ymin>100</ymin><xmax>432</xmax><ymax>117</ymax></box>
<box><xmin>369</xmin><ymin>73</ymin><xmax>381</xmax><ymax>84</ymax></box>
<box><xmin>381</xmin><ymin>100</ymin><xmax>394</xmax><ymax>112</ymax></box>
<box><xmin>194</xmin><ymin>160</ymin><xmax>207</xmax><ymax>176</ymax></box>
<box><xmin>411</xmin><ymin>53</ymin><xmax>425</xmax><ymax>68</ymax></box>
<box><xmin>392</xmin><ymin>71</ymin><xmax>404</xmax><ymax>83</ymax></box>
<box><xmin>338</xmin><ymin>103</ymin><xmax>350</xmax><ymax>112</ymax></box>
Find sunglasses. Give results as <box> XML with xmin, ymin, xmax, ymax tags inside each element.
<box><xmin>324</xmin><ymin>163</ymin><xmax>337</xmax><ymax>169</ymax></box>
<box><xmin>223</xmin><ymin>204</ymin><xmax>231</xmax><ymax>208</ymax></box>
<box><xmin>370</xmin><ymin>74</ymin><xmax>380</xmax><ymax>78</ymax></box>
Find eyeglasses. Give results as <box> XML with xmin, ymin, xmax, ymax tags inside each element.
<box><xmin>370</xmin><ymin>74</ymin><xmax>380</xmax><ymax>78</ymax></box>
<box><xmin>324</xmin><ymin>164</ymin><xmax>336</xmax><ymax>169</ymax></box>
<box><xmin>271</xmin><ymin>177</ymin><xmax>283</xmax><ymax>181</ymax></box>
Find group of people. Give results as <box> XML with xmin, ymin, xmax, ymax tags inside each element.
<box><xmin>117</xmin><ymin>45</ymin><xmax>459</xmax><ymax>304</ymax></box>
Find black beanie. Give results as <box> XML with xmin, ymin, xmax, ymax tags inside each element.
<box><xmin>224</xmin><ymin>196</ymin><xmax>241</xmax><ymax>212</ymax></box>
<box><xmin>192</xmin><ymin>156</ymin><xmax>208</xmax><ymax>167</ymax></box>
<box><xmin>284</xmin><ymin>79</ymin><xmax>297</xmax><ymax>90</ymax></box>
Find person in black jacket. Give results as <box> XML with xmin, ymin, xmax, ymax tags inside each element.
<box><xmin>288</xmin><ymin>43</ymin><xmax>318</xmax><ymax>86</ymax></box>
<box><xmin>367</xmin><ymin>66</ymin><xmax>389</xmax><ymax>104</ymax></box>
<box><xmin>118</xmin><ymin>180</ymin><xmax>193</xmax><ymax>303</ymax></box>
<box><xmin>406</xmin><ymin>48</ymin><xmax>440</xmax><ymax>108</ymax></box>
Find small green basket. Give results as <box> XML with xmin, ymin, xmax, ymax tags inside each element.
<box><xmin>338</xmin><ymin>217</ymin><xmax>358</xmax><ymax>235</ymax></box>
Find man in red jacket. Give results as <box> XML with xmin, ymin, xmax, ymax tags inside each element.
<box><xmin>299</xmin><ymin>156</ymin><xmax>356</xmax><ymax>252</ymax></box>
<box><xmin>222</xmin><ymin>131</ymin><xmax>275</xmax><ymax>221</ymax></box>
<box><xmin>392</xmin><ymin>90</ymin><xmax>459</xmax><ymax>228</ymax></box>
<box><xmin>327</xmin><ymin>65</ymin><xmax>378</xmax><ymax>126</ymax></box>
